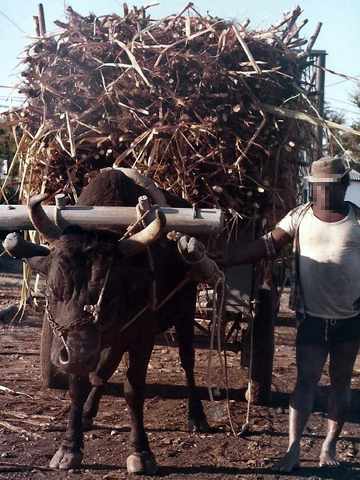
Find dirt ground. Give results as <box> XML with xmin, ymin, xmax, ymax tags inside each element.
<box><xmin>0</xmin><ymin>274</ymin><xmax>360</xmax><ymax>480</ymax></box>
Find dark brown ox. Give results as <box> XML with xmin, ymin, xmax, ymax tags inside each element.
<box><xmin>21</xmin><ymin>170</ymin><xmax>209</xmax><ymax>475</ymax></box>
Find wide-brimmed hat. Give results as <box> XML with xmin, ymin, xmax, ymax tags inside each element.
<box><xmin>307</xmin><ymin>156</ymin><xmax>351</xmax><ymax>183</ymax></box>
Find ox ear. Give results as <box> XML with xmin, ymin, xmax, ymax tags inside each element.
<box><xmin>3</xmin><ymin>233</ymin><xmax>51</xmax><ymax>259</ymax></box>
<box><xmin>118</xmin><ymin>208</ymin><xmax>166</xmax><ymax>257</ymax></box>
<box><xmin>26</xmin><ymin>256</ymin><xmax>50</xmax><ymax>277</ymax></box>
<box><xmin>3</xmin><ymin>233</ymin><xmax>51</xmax><ymax>277</ymax></box>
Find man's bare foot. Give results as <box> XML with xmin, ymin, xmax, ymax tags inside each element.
<box><xmin>319</xmin><ymin>441</ymin><xmax>340</xmax><ymax>467</ymax></box>
<box><xmin>273</xmin><ymin>443</ymin><xmax>300</xmax><ymax>473</ymax></box>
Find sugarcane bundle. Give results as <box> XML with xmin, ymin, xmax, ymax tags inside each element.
<box><xmin>4</xmin><ymin>4</ymin><xmax>321</xmax><ymax>232</ymax></box>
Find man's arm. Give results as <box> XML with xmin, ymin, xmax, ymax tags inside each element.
<box><xmin>224</xmin><ymin>227</ymin><xmax>292</xmax><ymax>267</ymax></box>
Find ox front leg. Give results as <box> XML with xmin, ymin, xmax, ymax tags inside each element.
<box><xmin>176</xmin><ymin>316</ymin><xmax>210</xmax><ymax>433</ymax></box>
<box><xmin>82</xmin><ymin>346</ymin><xmax>123</xmax><ymax>430</ymax></box>
<box><xmin>125</xmin><ymin>343</ymin><xmax>158</xmax><ymax>475</ymax></box>
<box><xmin>50</xmin><ymin>374</ymin><xmax>90</xmax><ymax>470</ymax></box>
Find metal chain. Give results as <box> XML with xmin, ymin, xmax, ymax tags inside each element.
<box><xmin>45</xmin><ymin>296</ymin><xmax>63</xmax><ymax>337</ymax></box>
<box><xmin>45</xmin><ymin>295</ymin><xmax>92</xmax><ymax>336</ymax></box>
<box><xmin>45</xmin><ymin>282</ymin><xmax>99</xmax><ymax>337</ymax></box>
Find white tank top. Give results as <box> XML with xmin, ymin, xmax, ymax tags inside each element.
<box><xmin>277</xmin><ymin>204</ymin><xmax>360</xmax><ymax>319</ymax></box>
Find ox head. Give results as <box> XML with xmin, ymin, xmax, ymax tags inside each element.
<box><xmin>18</xmin><ymin>194</ymin><xmax>166</xmax><ymax>376</ymax></box>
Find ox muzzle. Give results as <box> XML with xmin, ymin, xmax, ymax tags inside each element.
<box><xmin>51</xmin><ymin>327</ymin><xmax>101</xmax><ymax>376</ymax></box>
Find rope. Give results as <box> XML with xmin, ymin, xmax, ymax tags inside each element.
<box><xmin>138</xmin><ymin>201</ymin><xmax>158</xmax><ymax>311</ymax></box>
<box><xmin>89</xmin><ymin>263</ymin><xmax>112</xmax><ymax>324</ymax></box>
<box><xmin>177</xmin><ymin>244</ymin><xmax>206</xmax><ymax>265</ymax></box>
<box><xmin>117</xmin><ymin>304</ymin><xmax>151</xmax><ymax>335</ymax></box>
<box><xmin>207</xmin><ymin>276</ymin><xmax>222</xmax><ymax>402</ymax></box>
<box><xmin>115</xmin><ymin>276</ymin><xmax>191</xmax><ymax>336</ymax></box>
<box><xmin>119</xmin><ymin>208</ymin><xmax>150</xmax><ymax>240</ymax></box>
<box><xmin>177</xmin><ymin>237</ymin><xmax>237</xmax><ymax>435</ymax></box>
<box><xmin>204</xmin><ymin>271</ymin><xmax>238</xmax><ymax>436</ymax></box>
<box><xmin>153</xmin><ymin>277</ymin><xmax>189</xmax><ymax>311</ymax></box>
<box><xmin>239</xmin><ymin>298</ymin><xmax>256</xmax><ymax>436</ymax></box>
<box><xmin>219</xmin><ymin>281</ymin><xmax>238</xmax><ymax>437</ymax></box>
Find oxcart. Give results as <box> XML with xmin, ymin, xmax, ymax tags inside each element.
<box><xmin>1</xmin><ymin>2</ymin><xmax>317</xmax><ymax>410</ymax></box>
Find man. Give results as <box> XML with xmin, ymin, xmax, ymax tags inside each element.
<box><xmin>225</xmin><ymin>156</ymin><xmax>360</xmax><ymax>471</ymax></box>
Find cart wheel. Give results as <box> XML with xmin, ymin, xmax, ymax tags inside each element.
<box><xmin>40</xmin><ymin>314</ymin><xmax>68</xmax><ymax>389</ymax></box>
<box><xmin>246</xmin><ymin>288</ymin><xmax>275</xmax><ymax>405</ymax></box>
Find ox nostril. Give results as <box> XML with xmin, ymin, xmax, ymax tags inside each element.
<box><xmin>59</xmin><ymin>347</ymin><xmax>70</xmax><ymax>365</ymax></box>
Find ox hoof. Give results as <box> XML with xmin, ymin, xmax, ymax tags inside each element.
<box><xmin>127</xmin><ymin>451</ymin><xmax>158</xmax><ymax>475</ymax></box>
<box><xmin>49</xmin><ymin>447</ymin><xmax>83</xmax><ymax>470</ymax></box>
<box><xmin>188</xmin><ymin>417</ymin><xmax>210</xmax><ymax>433</ymax></box>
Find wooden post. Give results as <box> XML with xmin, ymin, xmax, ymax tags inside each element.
<box><xmin>243</xmin><ymin>263</ymin><xmax>275</xmax><ymax>406</ymax></box>
<box><xmin>33</xmin><ymin>16</ymin><xmax>40</xmax><ymax>37</ymax></box>
<box><xmin>55</xmin><ymin>193</ymin><xmax>67</xmax><ymax>208</ymax></box>
<box><xmin>38</xmin><ymin>3</ymin><xmax>46</xmax><ymax>36</ymax></box>
<box><xmin>315</xmin><ymin>50</ymin><xmax>326</xmax><ymax>158</ymax></box>
<box><xmin>247</xmin><ymin>287</ymin><xmax>275</xmax><ymax>405</ymax></box>
<box><xmin>138</xmin><ymin>195</ymin><xmax>151</xmax><ymax>214</ymax></box>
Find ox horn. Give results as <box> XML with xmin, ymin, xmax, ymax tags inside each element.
<box><xmin>118</xmin><ymin>208</ymin><xmax>166</xmax><ymax>256</ymax></box>
<box><xmin>28</xmin><ymin>193</ymin><xmax>62</xmax><ymax>242</ymax></box>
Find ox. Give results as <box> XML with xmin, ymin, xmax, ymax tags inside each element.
<box><xmin>14</xmin><ymin>169</ymin><xmax>210</xmax><ymax>474</ymax></box>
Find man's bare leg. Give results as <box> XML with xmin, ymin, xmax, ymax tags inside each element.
<box><xmin>274</xmin><ymin>344</ymin><xmax>328</xmax><ymax>472</ymax></box>
<box><xmin>319</xmin><ymin>339</ymin><xmax>360</xmax><ymax>467</ymax></box>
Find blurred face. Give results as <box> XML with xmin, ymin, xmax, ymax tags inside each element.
<box><xmin>311</xmin><ymin>180</ymin><xmax>347</xmax><ymax>210</ymax></box>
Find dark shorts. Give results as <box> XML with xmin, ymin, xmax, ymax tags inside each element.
<box><xmin>296</xmin><ymin>313</ymin><xmax>360</xmax><ymax>346</ymax></box>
